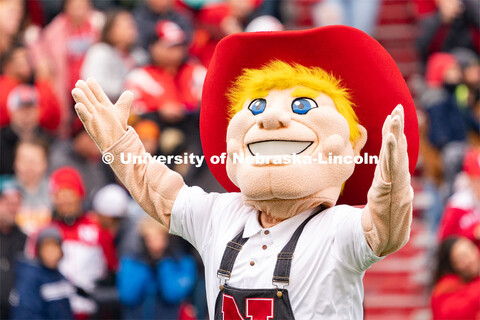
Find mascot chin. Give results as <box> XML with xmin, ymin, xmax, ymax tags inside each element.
<box><xmin>72</xmin><ymin>26</ymin><xmax>419</xmax><ymax>319</ymax></box>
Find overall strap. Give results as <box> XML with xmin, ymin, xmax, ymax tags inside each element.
<box><xmin>272</xmin><ymin>206</ymin><xmax>325</xmax><ymax>287</ymax></box>
<box><xmin>217</xmin><ymin>229</ymin><xmax>249</xmax><ymax>281</ymax></box>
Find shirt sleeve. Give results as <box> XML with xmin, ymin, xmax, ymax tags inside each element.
<box><xmin>333</xmin><ymin>205</ymin><xmax>384</xmax><ymax>273</ymax></box>
<box><xmin>169</xmin><ymin>185</ymin><xmax>221</xmax><ymax>254</ymax></box>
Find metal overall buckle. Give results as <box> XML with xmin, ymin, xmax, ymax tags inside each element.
<box><xmin>272</xmin><ymin>278</ymin><xmax>289</xmax><ymax>298</ymax></box>
<box><xmin>217</xmin><ymin>270</ymin><xmax>231</xmax><ymax>291</ymax></box>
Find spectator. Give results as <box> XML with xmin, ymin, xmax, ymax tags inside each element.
<box><xmin>0</xmin><ymin>84</ymin><xmax>53</xmax><ymax>175</ymax></box>
<box><xmin>421</xmin><ymin>52</ymin><xmax>467</xmax><ymax>194</ymax></box>
<box><xmin>10</xmin><ymin>226</ymin><xmax>74</xmax><ymax>320</ymax></box>
<box><xmin>90</xmin><ymin>183</ymin><xmax>136</xmax><ymax>320</ymax></box>
<box><xmin>0</xmin><ymin>45</ymin><xmax>61</xmax><ymax>131</ymax></box>
<box><xmin>431</xmin><ymin>237</ymin><xmax>480</xmax><ymax>319</ymax></box>
<box><xmin>133</xmin><ymin>0</ymin><xmax>193</xmax><ymax>50</ymax></box>
<box><xmin>92</xmin><ymin>183</ymin><xmax>137</xmax><ymax>258</ymax></box>
<box><xmin>451</xmin><ymin>48</ymin><xmax>480</xmax><ymax>104</ymax></box>
<box><xmin>13</xmin><ymin>139</ymin><xmax>52</xmax><ymax>235</ymax></box>
<box><xmin>439</xmin><ymin>148</ymin><xmax>480</xmax><ymax>246</ymax></box>
<box><xmin>417</xmin><ymin>0</ymin><xmax>480</xmax><ymax>65</ymax></box>
<box><xmin>40</xmin><ymin>0</ymin><xmax>103</xmax><ymax>114</ymax></box>
<box><xmin>125</xmin><ymin>20</ymin><xmax>206</xmax><ymax>125</ymax></box>
<box><xmin>117</xmin><ymin>217</ymin><xmax>196</xmax><ymax>319</ymax></box>
<box><xmin>49</xmin><ymin>167</ymin><xmax>117</xmax><ymax>318</ymax></box>
<box><xmin>49</xmin><ymin>120</ymin><xmax>114</xmax><ymax>198</ymax></box>
<box><xmin>0</xmin><ymin>177</ymin><xmax>26</xmax><ymax>320</ymax></box>
<box><xmin>451</xmin><ymin>48</ymin><xmax>480</xmax><ymax>137</ymax></box>
<box><xmin>81</xmin><ymin>9</ymin><xmax>148</xmax><ymax>102</ymax></box>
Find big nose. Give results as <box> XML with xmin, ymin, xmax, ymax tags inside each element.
<box><xmin>256</xmin><ymin>109</ymin><xmax>291</xmax><ymax>129</ymax></box>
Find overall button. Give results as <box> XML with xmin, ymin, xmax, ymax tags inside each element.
<box><xmin>262</xmin><ymin>245</ymin><xmax>267</xmax><ymax>250</ymax></box>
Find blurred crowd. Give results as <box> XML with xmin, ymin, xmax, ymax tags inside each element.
<box><xmin>0</xmin><ymin>0</ymin><xmax>478</xmax><ymax>319</ymax></box>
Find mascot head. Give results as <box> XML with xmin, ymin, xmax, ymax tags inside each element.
<box><xmin>200</xmin><ymin>26</ymin><xmax>419</xmax><ymax>219</ymax></box>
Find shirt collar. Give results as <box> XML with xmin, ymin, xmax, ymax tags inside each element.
<box><xmin>243</xmin><ymin>206</ymin><xmax>321</xmax><ymax>241</ymax></box>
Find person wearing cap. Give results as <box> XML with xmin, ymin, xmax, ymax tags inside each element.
<box><xmin>49</xmin><ymin>119</ymin><xmax>112</xmax><ymax>198</ymax></box>
<box><xmin>133</xmin><ymin>0</ymin><xmax>193</xmax><ymax>50</ymax></box>
<box><xmin>72</xmin><ymin>26</ymin><xmax>418</xmax><ymax>319</ymax></box>
<box><xmin>125</xmin><ymin>19</ymin><xmax>206</xmax><ymax>123</ymax></box>
<box><xmin>10</xmin><ymin>226</ymin><xmax>75</xmax><ymax>320</ymax></box>
<box><xmin>438</xmin><ymin>148</ymin><xmax>480</xmax><ymax>248</ymax></box>
<box><xmin>92</xmin><ymin>183</ymin><xmax>136</xmax><ymax>258</ymax></box>
<box><xmin>0</xmin><ymin>177</ymin><xmax>26</xmax><ymax>320</ymax></box>
<box><xmin>90</xmin><ymin>184</ymin><xmax>133</xmax><ymax>320</ymax></box>
<box><xmin>421</xmin><ymin>53</ymin><xmax>468</xmax><ymax>195</ymax></box>
<box><xmin>0</xmin><ymin>45</ymin><xmax>61</xmax><ymax>132</ymax></box>
<box><xmin>450</xmin><ymin>48</ymin><xmax>480</xmax><ymax>139</ymax></box>
<box><xmin>48</xmin><ymin>167</ymin><xmax>117</xmax><ymax>318</ymax></box>
<box><xmin>0</xmin><ymin>83</ymin><xmax>54</xmax><ymax>176</ymax></box>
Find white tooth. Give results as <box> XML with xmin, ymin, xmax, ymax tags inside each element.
<box><xmin>248</xmin><ymin>141</ymin><xmax>312</xmax><ymax>156</ymax></box>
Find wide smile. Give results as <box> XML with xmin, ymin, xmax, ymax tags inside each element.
<box><xmin>247</xmin><ymin>140</ymin><xmax>313</xmax><ymax>156</ymax></box>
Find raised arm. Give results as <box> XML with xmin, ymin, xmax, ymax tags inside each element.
<box><xmin>71</xmin><ymin>78</ymin><xmax>184</xmax><ymax>228</ymax></box>
<box><xmin>361</xmin><ymin>105</ymin><xmax>414</xmax><ymax>257</ymax></box>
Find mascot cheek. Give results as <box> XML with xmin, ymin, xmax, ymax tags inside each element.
<box><xmin>321</xmin><ymin>134</ymin><xmax>347</xmax><ymax>156</ymax></box>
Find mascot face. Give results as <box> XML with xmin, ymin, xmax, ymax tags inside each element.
<box><xmin>226</xmin><ymin>85</ymin><xmax>367</xmax><ymax>206</ymax></box>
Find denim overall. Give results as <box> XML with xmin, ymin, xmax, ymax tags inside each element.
<box><xmin>214</xmin><ymin>208</ymin><xmax>324</xmax><ymax>320</ymax></box>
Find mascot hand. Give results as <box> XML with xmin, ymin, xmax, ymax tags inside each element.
<box><xmin>363</xmin><ymin>104</ymin><xmax>413</xmax><ymax>256</ymax></box>
<box><xmin>376</xmin><ymin>104</ymin><xmax>409</xmax><ymax>189</ymax></box>
<box><xmin>72</xmin><ymin>78</ymin><xmax>133</xmax><ymax>151</ymax></box>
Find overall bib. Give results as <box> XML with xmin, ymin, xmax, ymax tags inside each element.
<box><xmin>214</xmin><ymin>209</ymin><xmax>323</xmax><ymax>320</ymax></box>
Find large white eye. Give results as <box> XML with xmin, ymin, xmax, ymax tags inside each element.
<box><xmin>248</xmin><ymin>99</ymin><xmax>266</xmax><ymax>115</ymax></box>
<box><xmin>292</xmin><ymin>98</ymin><xmax>318</xmax><ymax>114</ymax></box>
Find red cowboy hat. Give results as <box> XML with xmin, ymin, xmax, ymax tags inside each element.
<box><xmin>200</xmin><ymin>26</ymin><xmax>419</xmax><ymax>206</ymax></box>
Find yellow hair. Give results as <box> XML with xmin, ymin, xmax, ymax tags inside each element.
<box><xmin>227</xmin><ymin>60</ymin><xmax>361</xmax><ymax>143</ymax></box>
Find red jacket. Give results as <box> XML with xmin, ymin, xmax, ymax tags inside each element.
<box><xmin>431</xmin><ymin>274</ymin><xmax>480</xmax><ymax>320</ymax></box>
<box><xmin>53</xmin><ymin>214</ymin><xmax>118</xmax><ymax>274</ymax></box>
<box><xmin>439</xmin><ymin>189</ymin><xmax>480</xmax><ymax>247</ymax></box>
<box><xmin>125</xmin><ymin>62</ymin><xmax>206</xmax><ymax>115</ymax></box>
<box><xmin>0</xmin><ymin>76</ymin><xmax>62</xmax><ymax>131</ymax></box>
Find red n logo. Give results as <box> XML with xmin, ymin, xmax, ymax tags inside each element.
<box><xmin>222</xmin><ymin>294</ymin><xmax>274</xmax><ymax>320</ymax></box>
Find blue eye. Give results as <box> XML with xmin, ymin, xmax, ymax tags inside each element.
<box><xmin>292</xmin><ymin>98</ymin><xmax>318</xmax><ymax>114</ymax></box>
<box><xmin>248</xmin><ymin>99</ymin><xmax>266</xmax><ymax>115</ymax></box>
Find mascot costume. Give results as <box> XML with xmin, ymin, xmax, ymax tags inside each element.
<box><xmin>72</xmin><ymin>26</ymin><xmax>419</xmax><ymax>319</ymax></box>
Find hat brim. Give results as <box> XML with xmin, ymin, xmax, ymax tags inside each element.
<box><xmin>200</xmin><ymin>26</ymin><xmax>419</xmax><ymax>206</ymax></box>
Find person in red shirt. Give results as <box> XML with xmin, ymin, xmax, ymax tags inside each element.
<box><xmin>431</xmin><ymin>236</ymin><xmax>480</xmax><ymax>319</ymax></box>
<box><xmin>438</xmin><ymin>148</ymin><xmax>480</xmax><ymax>247</ymax></box>
<box><xmin>125</xmin><ymin>20</ymin><xmax>206</xmax><ymax>124</ymax></box>
<box><xmin>0</xmin><ymin>45</ymin><xmax>61</xmax><ymax>132</ymax></box>
<box><xmin>48</xmin><ymin>167</ymin><xmax>117</xmax><ymax>318</ymax></box>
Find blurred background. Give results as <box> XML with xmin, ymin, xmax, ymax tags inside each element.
<box><xmin>0</xmin><ymin>0</ymin><xmax>479</xmax><ymax>319</ymax></box>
